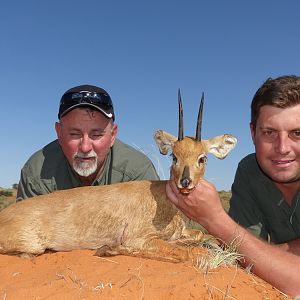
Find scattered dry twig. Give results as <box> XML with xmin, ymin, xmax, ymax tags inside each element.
<box><xmin>95</xmin><ymin>256</ymin><xmax>119</xmax><ymax>264</ymax></box>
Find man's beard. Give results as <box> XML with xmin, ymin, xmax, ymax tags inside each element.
<box><xmin>72</xmin><ymin>150</ymin><xmax>98</xmax><ymax>177</ymax></box>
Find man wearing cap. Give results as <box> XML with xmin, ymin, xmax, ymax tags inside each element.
<box><xmin>17</xmin><ymin>85</ymin><xmax>159</xmax><ymax>200</ymax></box>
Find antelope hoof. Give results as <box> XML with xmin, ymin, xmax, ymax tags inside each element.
<box><xmin>95</xmin><ymin>245</ymin><xmax>116</xmax><ymax>257</ymax></box>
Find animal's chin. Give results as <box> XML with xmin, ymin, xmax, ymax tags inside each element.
<box><xmin>178</xmin><ymin>187</ymin><xmax>195</xmax><ymax>195</ymax></box>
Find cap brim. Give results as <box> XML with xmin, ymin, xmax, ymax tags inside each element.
<box><xmin>59</xmin><ymin>103</ymin><xmax>113</xmax><ymax>119</ymax></box>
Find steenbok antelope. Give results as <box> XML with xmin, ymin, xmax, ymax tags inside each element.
<box><xmin>0</xmin><ymin>90</ymin><xmax>237</xmax><ymax>262</ymax></box>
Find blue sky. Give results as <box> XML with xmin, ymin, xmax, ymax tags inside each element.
<box><xmin>1</xmin><ymin>1</ymin><xmax>300</xmax><ymax>190</ymax></box>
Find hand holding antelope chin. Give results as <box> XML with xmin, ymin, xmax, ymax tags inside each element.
<box><xmin>166</xmin><ymin>176</ymin><xmax>225</xmax><ymax>232</ymax></box>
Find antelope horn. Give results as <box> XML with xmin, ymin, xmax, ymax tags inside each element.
<box><xmin>195</xmin><ymin>92</ymin><xmax>204</xmax><ymax>141</ymax></box>
<box><xmin>178</xmin><ymin>89</ymin><xmax>184</xmax><ymax>141</ymax></box>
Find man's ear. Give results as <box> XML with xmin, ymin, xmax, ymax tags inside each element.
<box><xmin>154</xmin><ymin>130</ymin><xmax>177</xmax><ymax>155</ymax></box>
<box><xmin>205</xmin><ymin>134</ymin><xmax>237</xmax><ymax>159</ymax></box>
<box><xmin>250</xmin><ymin>122</ymin><xmax>255</xmax><ymax>144</ymax></box>
<box><xmin>55</xmin><ymin>122</ymin><xmax>62</xmax><ymax>144</ymax></box>
<box><xmin>110</xmin><ymin>123</ymin><xmax>118</xmax><ymax>147</ymax></box>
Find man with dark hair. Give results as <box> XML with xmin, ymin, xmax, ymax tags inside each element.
<box><xmin>229</xmin><ymin>75</ymin><xmax>300</xmax><ymax>245</ymax></box>
<box><xmin>17</xmin><ymin>85</ymin><xmax>159</xmax><ymax>200</ymax></box>
<box><xmin>166</xmin><ymin>75</ymin><xmax>300</xmax><ymax>296</ymax></box>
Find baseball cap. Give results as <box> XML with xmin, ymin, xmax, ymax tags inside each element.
<box><xmin>58</xmin><ymin>84</ymin><xmax>115</xmax><ymax>120</ymax></box>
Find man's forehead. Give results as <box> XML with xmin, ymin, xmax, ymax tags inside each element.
<box><xmin>60</xmin><ymin>116</ymin><xmax>111</xmax><ymax>132</ymax></box>
<box><xmin>60</xmin><ymin>107</ymin><xmax>109</xmax><ymax>122</ymax></box>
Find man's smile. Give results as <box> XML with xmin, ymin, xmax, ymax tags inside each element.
<box><xmin>271</xmin><ymin>159</ymin><xmax>295</xmax><ymax>167</ymax></box>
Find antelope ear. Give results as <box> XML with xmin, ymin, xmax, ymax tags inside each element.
<box><xmin>154</xmin><ymin>130</ymin><xmax>177</xmax><ymax>155</ymax></box>
<box><xmin>205</xmin><ymin>134</ymin><xmax>237</xmax><ymax>159</ymax></box>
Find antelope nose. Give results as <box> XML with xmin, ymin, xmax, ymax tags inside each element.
<box><xmin>180</xmin><ymin>177</ymin><xmax>191</xmax><ymax>188</ymax></box>
<box><xmin>181</xmin><ymin>166</ymin><xmax>191</xmax><ymax>188</ymax></box>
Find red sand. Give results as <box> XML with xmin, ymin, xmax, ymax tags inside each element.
<box><xmin>0</xmin><ymin>249</ymin><xmax>287</xmax><ymax>299</ymax></box>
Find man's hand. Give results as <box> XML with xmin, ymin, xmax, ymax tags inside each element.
<box><xmin>166</xmin><ymin>177</ymin><xmax>226</xmax><ymax>231</ymax></box>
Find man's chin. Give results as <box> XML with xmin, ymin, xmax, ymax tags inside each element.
<box><xmin>271</xmin><ymin>173</ymin><xmax>300</xmax><ymax>184</ymax></box>
<box><xmin>73</xmin><ymin>165</ymin><xmax>98</xmax><ymax>178</ymax></box>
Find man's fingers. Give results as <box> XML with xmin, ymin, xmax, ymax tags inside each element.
<box><xmin>166</xmin><ymin>181</ymin><xmax>179</xmax><ymax>206</ymax></box>
<box><xmin>168</xmin><ymin>178</ymin><xmax>180</xmax><ymax>195</ymax></box>
<box><xmin>196</xmin><ymin>178</ymin><xmax>216</xmax><ymax>191</ymax></box>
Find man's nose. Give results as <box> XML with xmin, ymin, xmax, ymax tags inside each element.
<box><xmin>79</xmin><ymin>134</ymin><xmax>93</xmax><ymax>153</ymax></box>
<box><xmin>274</xmin><ymin>132</ymin><xmax>291</xmax><ymax>154</ymax></box>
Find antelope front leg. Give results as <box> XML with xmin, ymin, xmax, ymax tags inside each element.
<box><xmin>179</xmin><ymin>229</ymin><xmax>220</xmax><ymax>248</ymax></box>
<box><xmin>181</xmin><ymin>228</ymin><xmax>204</xmax><ymax>242</ymax></box>
<box><xmin>95</xmin><ymin>238</ymin><xmax>205</xmax><ymax>263</ymax></box>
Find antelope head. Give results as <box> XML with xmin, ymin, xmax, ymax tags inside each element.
<box><xmin>154</xmin><ymin>90</ymin><xmax>237</xmax><ymax>194</ymax></box>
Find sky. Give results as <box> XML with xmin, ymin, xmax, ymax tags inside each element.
<box><xmin>1</xmin><ymin>0</ymin><xmax>300</xmax><ymax>191</ymax></box>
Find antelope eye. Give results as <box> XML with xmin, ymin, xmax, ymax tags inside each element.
<box><xmin>171</xmin><ymin>153</ymin><xmax>177</xmax><ymax>164</ymax></box>
<box><xmin>198</xmin><ymin>155</ymin><xmax>207</xmax><ymax>165</ymax></box>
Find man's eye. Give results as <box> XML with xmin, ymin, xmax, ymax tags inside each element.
<box><xmin>261</xmin><ymin>130</ymin><xmax>277</xmax><ymax>141</ymax></box>
<box><xmin>262</xmin><ymin>130</ymin><xmax>275</xmax><ymax>136</ymax></box>
<box><xmin>70</xmin><ymin>133</ymin><xmax>81</xmax><ymax>138</ymax></box>
<box><xmin>290</xmin><ymin>131</ymin><xmax>300</xmax><ymax>140</ymax></box>
<box><xmin>91</xmin><ymin>134</ymin><xmax>103</xmax><ymax>140</ymax></box>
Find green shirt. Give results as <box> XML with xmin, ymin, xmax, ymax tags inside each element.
<box><xmin>229</xmin><ymin>153</ymin><xmax>300</xmax><ymax>244</ymax></box>
<box><xmin>17</xmin><ymin>139</ymin><xmax>159</xmax><ymax>201</ymax></box>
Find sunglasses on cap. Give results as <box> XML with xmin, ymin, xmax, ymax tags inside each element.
<box><xmin>58</xmin><ymin>90</ymin><xmax>114</xmax><ymax>120</ymax></box>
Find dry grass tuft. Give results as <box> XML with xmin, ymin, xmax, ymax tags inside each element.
<box><xmin>0</xmin><ymin>188</ymin><xmax>16</xmax><ymax>211</ymax></box>
<box><xmin>219</xmin><ymin>190</ymin><xmax>232</xmax><ymax>212</ymax></box>
<box><xmin>195</xmin><ymin>237</ymin><xmax>243</xmax><ymax>272</ymax></box>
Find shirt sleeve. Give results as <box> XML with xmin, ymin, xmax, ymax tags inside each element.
<box><xmin>228</xmin><ymin>163</ymin><xmax>269</xmax><ymax>241</ymax></box>
<box><xmin>132</xmin><ymin>161</ymin><xmax>160</xmax><ymax>181</ymax></box>
<box><xmin>16</xmin><ymin>167</ymin><xmax>36</xmax><ymax>201</ymax></box>
<box><xmin>16</xmin><ymin>165</ymin><xmax>55</xmax><ymax>201</ymax></box>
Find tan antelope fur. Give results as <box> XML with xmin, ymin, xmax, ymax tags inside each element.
<box><xmin>0</xmin><ymin>91</ymin><xmax>237</xmax><ymax>262</ymax></box>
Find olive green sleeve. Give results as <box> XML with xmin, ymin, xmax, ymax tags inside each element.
<box><xmin>16</xmin><ymin>166</ymin><xmax>55</xmax><ymax>201</ymax></box>
<box><xmin>16</xmin><ymin>167</ymin><xmax>35</xmax><ymax>201</ymax></box>
<box><xmin>228</xmin><ymin>164</ymin><xmax>269</xmax><ymax>241</ymax></box>
<box><xmin>133</xmin><ymin>161</ymin><xmax>160</xmax><ymax>181</ymax></box>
